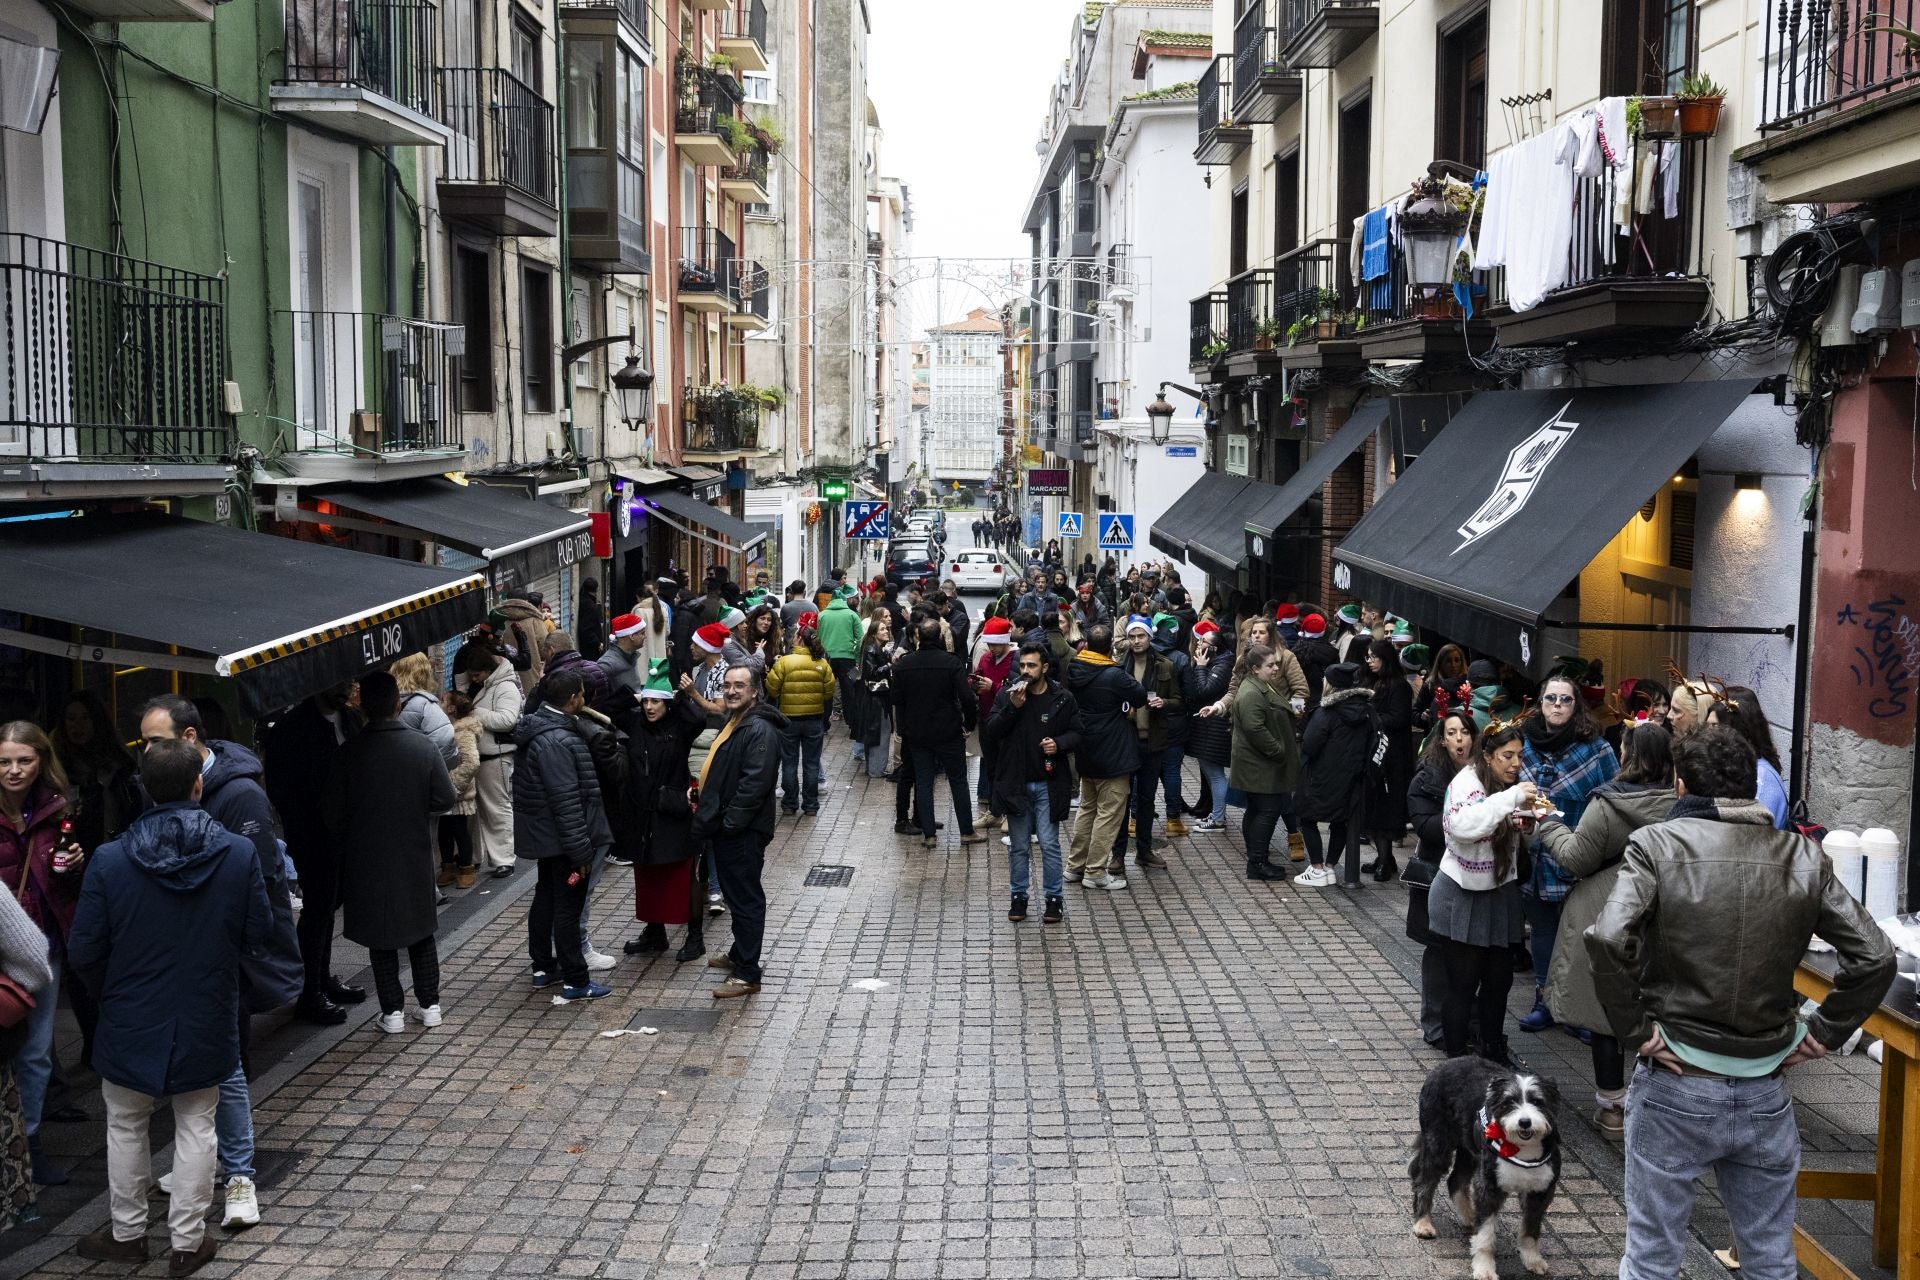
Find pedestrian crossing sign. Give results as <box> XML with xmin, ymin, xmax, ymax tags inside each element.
<box><xmin>1058</xmin><ymin>512</ymin><xmax>1083</xmax><ymax>538</ymax></box>
<box><xmin>1098</xmin><ymin>514</ymin><xmax>1135</xmax><ymax>550</ymax></box>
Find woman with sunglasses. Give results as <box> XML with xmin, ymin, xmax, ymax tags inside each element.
<box><xmin>1515</xmin><ymin>673</ymin><xmax>1619</xmax><ymax>1035</ymax></box>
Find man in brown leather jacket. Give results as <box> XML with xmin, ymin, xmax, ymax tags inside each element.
<box><xmin>1586</xmin><ymin>727</ymin><xmax>1894</xmax><ymax>1280</ymax></box>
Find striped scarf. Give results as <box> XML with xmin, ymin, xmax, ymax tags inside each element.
<box><xmin>1523</xmin><ymin>734</ymin><xmax>1619</xmax><ymax>901</ymax></box>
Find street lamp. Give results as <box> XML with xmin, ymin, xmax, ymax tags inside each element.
<box><xmin>611</xmin><ymin>355</ymin><xmax>654</xmax><ymax>431</ymax></box>
<box><xmin>1148</xmin><ymin>380</ymin><xmax>1207</xmax><ymax>445</ymax></box>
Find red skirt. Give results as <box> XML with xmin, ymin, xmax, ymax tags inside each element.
<box><xmin>633</xmin><ymin>859</ymin><xmax>695</xmax><ymax>925</ymax></box>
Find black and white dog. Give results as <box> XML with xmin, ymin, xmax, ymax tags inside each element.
<box><xmin>1410</xmin><ymin>1057</ymin><xmax>1561</xmax><ymax>1280</ymax></box>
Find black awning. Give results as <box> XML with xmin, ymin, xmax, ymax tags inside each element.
<box><xmin>638</xmin><ymin>487</ymin><xmax>768</xmax><ymax>554</ymax></box>
<box><xmin>316</xmin><ymin>477</ymin><xmax>591</xmax><ymax>560</ymax></box>
<box><xmin>1189</xmin><ymin>400</ymin><xmax>1391</xmax><ymax>576</ymax></box>
<box><xmin>1149</xmin><ymin>470</ymin><xmax>1255</xmax><ymax>560</ymax></box>
<box><xmin>0</xmin><ymin>513</ymin><xmax>485</xmax><ymax>715</ymax></box>
<box><xmin>1331</xmin><ymin>380</ymin><xmax>1755</xmax><ymax>667</ymax></box>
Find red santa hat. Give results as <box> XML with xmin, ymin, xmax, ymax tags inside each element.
<box><xmin>1193</xmin><ymin>620</ymin><xmax>1220</xmax><ymax>640</ymax></box>
<box><xmin>693</xmin><ymin>623</ymin><xmax>733</xmax><ymax>654</ymax></box>
<box><xmin>1274</xmin><ymin>603</ymin><xmax>1300</xmax><ymax>625</ymax></box>
<box><xmin>1299</xmin><ymin>613</ymin><xmax>1327</xmax><ymax>637</ymax></box>
<box><xmin>981</xmin><ymin>617</ymin><xmax>1014</xmax><ymax>644</ymax></box>
<box><xmin>610</xmin><ymin>613</ymin><xmax>645</xmax><ymax>639</ymax></box>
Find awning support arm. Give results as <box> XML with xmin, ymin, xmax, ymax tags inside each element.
<box><xmin>0</xmin><ymin>627</ymin><xmax>218</xmax><ymax>676</ymax></box>
<box><xmin>1538</xmin><ymin>621</ymin><xmax>1796</xmax><ymax>640</ymax></box>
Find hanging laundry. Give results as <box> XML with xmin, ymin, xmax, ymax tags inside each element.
<box><xmin>1474</xmin><ymin>129</ymin><xmax>1574</xmax><ymax>312</ymax></box>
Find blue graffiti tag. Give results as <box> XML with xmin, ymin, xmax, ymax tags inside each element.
<box><xmin>1846</xmin><ymin>595</ymin><xmax>1913</xmax><ymax>720</ymax></box>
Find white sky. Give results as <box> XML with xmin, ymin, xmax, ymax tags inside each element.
<box><xmin>866</xmin><ymin>0</ymin><xmax>1088</xmax><ymax>331</ymax></box>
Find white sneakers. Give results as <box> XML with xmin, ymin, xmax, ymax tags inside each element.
<box><xmin>413</xmin><ymin>1004</ymin><xmax>443</xmax><ymax>1028</ymax></box>
<box><xmin>376</xmin><ymin>1011</ymin><xmax>405</xmax><ymax>1034</ymax></box>
<box><xmin>221</xmin><ymin>1176</ymin><xmax>260</xmax><ymax>1228</ymax></box>
<box><xmin>1083</xmin><ymin>874</ymin><xmax>1128</xmax><ymax>891</ymax></box>
<box><xmin>584</xmin><ymin>949</ymin><xmax>618</xmax><ymax>973</ymax></box>
<box><xmin>1295</xmin><ymin>865</ymin><xmax>1337</xmax><ymax>888</ymax></box>
<box><xmin>707</xmin><ymin>893</ymin><xmax>727</xmax><ymax>916</ymax></box>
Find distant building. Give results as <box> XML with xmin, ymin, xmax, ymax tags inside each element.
<box><xmin>926</xmin><ymin>309</ymin><xmax>1005</xmax><ymax>486</ymax></box>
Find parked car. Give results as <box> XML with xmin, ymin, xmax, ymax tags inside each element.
<box><xmin>885</xmin><ymin>539</ymin><xmax>939</xmax><ymax>591</ymax></box>
<box><xmin>947</xmin><ymin>548</ymin><xmax>1013</xmax><ymax>594</ymax></box>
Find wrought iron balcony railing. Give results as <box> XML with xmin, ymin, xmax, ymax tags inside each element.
<box><xmin>718</xmin><ymin>0</ymin><xmax>765</xmax><ymax>52</ymax></box>
<box><xmin>283</xmin><ymin>0</ymin><xmax>440</xmax><ymax>119</ymax></box>
<box><xmin>730</xmin><ymin>259</ymin><xmax>771</xmax><ymax>323</ymax></box>
<box><xmin>679</xmin><ymin>227</ymin><xmax>739</xmax><ymax>303</ymax></box>
<box><xmin>683</xmin><ymin>385</ymin><xmax>762</xmax><ymax>453</ymax></box>
<box><xmin>0</xmin><ymin>233</ymin><xmax>230</xmax><ymax>463</ymax></box>
<box><xmin>675</xmin><ymin>60</ymin><xmax>742</xmax><ymax>138</ymax></box>
<box><xmin>441</xmin><ymin>67</ymin><xmax>556</xmax><ymax>205</ymax></box>
<box><xmin>1189</xmin><ymin>291</ymin><xmax>1229</xmax><ymax>364</ymax></box>
<box><xmin>282</xmin><ymin>310</ymin><xmax>463</xmax><ymax>455</ymax></box>
<box><xmin>1760</xmin><ymin>0</ymin><xmax>1920</xmax><ymax>131</ymax></box>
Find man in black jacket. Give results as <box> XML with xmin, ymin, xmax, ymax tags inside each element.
<box><xmin>510</xmin><ymin>671</ymin><xmax>613</xmax><ymax>1001</ymax></box>
<box><xmin>693</xmin><ymin>665</ymin><xmax>787</xmax><ymax>998</ymax></box>
<box><xmin>1109</xmin><ymin>616</ymin><xmax>1182</xmax><ymax>874</ymax></box>
<box><xmin>984</xmin><ymin>643</ymin><xmax>1080</xmax><ymax>924</ymax></box>
<box><xmin>891</xmin><ymin>618</ymin><xmax>987</xmax><ymax>849</ymax></box>
<box><xmin>1064</xmin><ymin>625</ymin><xmax>1149</xmax><ymax>891</ymax></box>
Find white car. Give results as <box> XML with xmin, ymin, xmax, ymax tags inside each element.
<box><xmin>947</xmin><ymin>548</ymin><xmax>1013</xmax><ymax>593</ymax></box>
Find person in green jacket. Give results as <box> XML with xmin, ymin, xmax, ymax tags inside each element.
<box><xmin>1229</xmin><ymin>644</ymin><xmax>1298</xmax><ymax>883</ymax></box>
<box><xmin>816</xmin><ymin>595</ymin><xmax>863</xmax><ymax>729</ymax></box>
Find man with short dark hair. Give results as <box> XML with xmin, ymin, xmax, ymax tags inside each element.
<box><xmin>984</xmin><ymin>643</ymin><xmax>1079</xmax><ymax>924</ymax></box>
<box><xmin>693</xmin><ymin>664</ymin><xmax>787</xmax><ymax>998</ymax></box>
<box><xmin>1587</xmin><ymin>727</ymin><xmax>1895</xmax><ymax>1280</ymax></box>
<box><xmin>780</xmin><ymin>580</ymin><xmax>812</xmax><ymax>633</ymax></box>
<box><xmin>891</xmin><ymin>618</ymin><xmax>986</xmax><ymax>849</ymax></box>
<box><xmin>70</xmin><ymin>740</ymin><xmax>272</xmax><ymax>1277</ymax></box>
<box><xmin>1108</xmin><ymin>616</ymin><xmax>1181</xmax><ymax>874</ymax></box>
<box><xmin>1064</xmin><ymin>624</ymin><xmax>1149</xmax><ymax>891</ymax></box>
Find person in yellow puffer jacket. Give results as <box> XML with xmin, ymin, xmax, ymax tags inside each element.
<box><xmin>765</xmin><ymin>614</ymin><xmax>836</xmax><ymax>815</ymax></box>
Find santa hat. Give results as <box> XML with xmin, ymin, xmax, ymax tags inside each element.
<box><xmin>796</xmin><ymin>611</ymin><xmax>820</xmax><ymax>631</ymax></box>
<box><xmin>1299</xmin><ymin>613</ymin><xmax>1328</xmax><ymax>638</ymax></box>
<box><xmin>982</xmin><ymin>617</ymin><xmax>1013</xmax><ymax>644</ymax></box>
<box><xmin>1193</xmin><ymin>620</ymin><xmax>1220</xmax><ymax>640</ymax></box>
<box><xmin>639</xmin><ymin>659</ymin><xmax>675</xmax><ymax>700</ymax></box>
<box><xmin>1123</xmin><ymin>614</ymin><xmax>1153</xmax><ymax>635</ymax></box>
<box><xmin>610</xmin><ymin>613</ymin><xmax>646</xmax><ymax>639</ymax></box>
<box><xmin>1151</xmin><ymin>612</ymin><xmax>1178</xmax><ymax>632</ymax></box>
<box><xmin>1275</xmin><ymin>603</ymin><xmax>1300</xmax><ymax>625</ymax></box>
<box><xmin>693</xmin><ymin>623</ymin><xmax>733</xmax><ymax>654</ymax></box>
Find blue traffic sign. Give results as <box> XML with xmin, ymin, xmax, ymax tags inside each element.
<box><xmin>844</xmin><ymin>500</ymin><xmax>890</xmax><ymax>540</ymax></box>
<box><xmin>1098</xmin><ymin>513</ymin><xmax>1135</xmax><ymax>550</ymax></box>
<box><xmin>1058</xmin><ymin>512</ymin><xmax>1083</xmax><ymax>538</ymax></box>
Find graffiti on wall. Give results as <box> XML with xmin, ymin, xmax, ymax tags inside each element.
<box><xmin>1836</xmin><ymin>594</ymin><xmax>1914</xmax><ymax>720</ymax></box>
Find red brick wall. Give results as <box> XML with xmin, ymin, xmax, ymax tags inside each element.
<box><xmin>1317</xmin><ymin>430</ymin><xmax>1374</xmax><ymax>609</ymax></box>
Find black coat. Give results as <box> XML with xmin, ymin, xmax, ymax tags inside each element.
<box><xmin>510</xmin><ymin>707</ymin><xmax>612</xmax><ymax>867</ymax></box>
<box><xmin>325</xmin><ymin>721</ymin><xmax>456</xmax><ymax>951</ymax></box>
<box><xmin>614</xmin><ymin>696</ymin><xmax>702</xmax><ymax>866</ymax></box>
<box><xmin>946</xmin><ymin>600</ymin><xmax>971</xmax><ymax>656</ymax></box>
<box><xmin>1063</xmin><ymin>653</ymin><xmax>1149</xmax><ymax>779</ymax></box>
<box><xmin>1403</xmin><ymin>759</ymin><xmax>1453</xmax><ymax>944</ymax></box>
<box><xmin>263</xmin><ymin>699</ymin><xmax>362</xmax><ymax>858</ymax></box>
<box><xmin>1367</xmin><ymin>674</ymin><xmax>1414</xmax><ymax>830</ymax></box>
<box><xmin>200</xmin><ymin>742</ymin><xmax>303</xmax><ymax>1012</ymax></box>
<box><xmin>890</xmin><ymin>647</ymin><xmax>976</xmax><ymax>747</ymax></box>
<box><xmin>1296</xmin><ymin>686</ymin><xmax>1376</xmax><ymax>823</ymax></box>
<box><xmin>693</xmin><ymin>701</ymin><xmax>789</xmax><ymax>841</ymax></box>
<box><xmin>1290</xmin><ymin>637</ymin><xmax>1340</xmax><ymax>710</ymax></box>
<box><xmin>982</xmin><ymin>680</ymin><xmax>1080</xmax><ymax>817</ymax></box>
<box><xmin>1179</xmin><ymin>649</ymin><xmax>1234</xmax><ymax>767</ymax></box>
<box><xmin>578</xmin><ymin>591</ymin><xmax>606</xmax><ymax>661</ymax></box>
<box><xmin>854</xmin><ymin>643</ymin><xmax>897</xmax><ymax>748</ymax></box>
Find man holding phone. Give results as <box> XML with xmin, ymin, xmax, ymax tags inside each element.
<box><xmin>983</xmin><ymin>643</ymin><xmax>1081</xmax><ymax>925</ymax></box>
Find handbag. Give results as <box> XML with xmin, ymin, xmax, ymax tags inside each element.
<box><xmin>0</xmin><ymin>971</ymin><xmax>36</xmax><ymax>1030</ymax></box>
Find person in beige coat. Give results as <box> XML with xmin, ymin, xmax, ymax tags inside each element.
<box><xmin>460</xmin><ymin>642</ymin><xmax>524</xmax><ymax>879</ymax></box>
<box><xmin>1537</xmin><ymin>723</ymin><xmax>1675</xmax><ymax>1136</ymax></box>
<box><xmin>436</xmin><ymin>690</ymin><xmax>482</xmax><ymax>889</ymax></box>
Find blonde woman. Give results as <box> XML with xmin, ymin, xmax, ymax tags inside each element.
<box><xmin>391</xmin><ymin>652</ymin><xmax>459</xmax><ymax>768</ymax></box>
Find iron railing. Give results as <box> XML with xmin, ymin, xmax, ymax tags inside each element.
<box><xmin>282</xmin><ymin>0</ymin><xmax>440</xmax><ymax>119</ymax></box>
<box><xmin>441</xmin><ymin>68</ymin><xmax>556</xmax><ymax>205</ymax></box>
<box><xmin>1558</xmin><ymin>135</ymin><xmax>1708</xmax><ymax>288</ymax></box>
<box><xmin>560</xmin><ymin>0</ymin><xmax>651</xmax><ymax>48</ymax></box>
<box><xmin>0</xmin><ymin>234</ymin><xmax>229</xmax><ymax>463</ymax></box>
<box><xmin>282</xmin><ymin>310</ymin><xmax>463</xmax><ymax>455</ymax></box>
<box><xmin>1225</xmin><ymin>268</ymin><xmax>1274</xmax><ymax>352</ymax></box>
<box><xmin>719</xmin><ymin>0</ymin><xmax>765</xmax><ymax>51</ymax></box>
<box><xmin>1283</xmin><ymin>0</ymin><xmax>1376</xmax><ymax>33</ymax></box>
<box><xmin>1189</xmin><ymin>291</ymin><xmax>1229</xmax><ymax>363</ymax></box>
<box><xmin>1198</xmin><ymin>54</ymin><xmax>1228</xmax><ymax>143</ymax></box>
<box><xmin>1272</xmin><ymin>239</ymin><xmax>1346</xmax><ymax>344</ymax></box>
<box><xmin>1759</xmin><ymin>0</ymin><xmax>1920</xmax><ymax>130</ymax></box>
<box><xmin>723</xmin><ymin>140</ymin><xmax>770</xmax><ymax>193</ymax></box>
<box><xmin>679</xmin><ymin>227</ymin><xmax>738</xmax><ymax>303</ymax></box>
<box><xmin>683</xmin><ymin>385</ymin><xmax>762</xmax><ymax>453</ymax></box>
<box><xmin>730</xmin><ymin>259</ymin><xmax>770</xmax><ymax>322</ymax></box>
<box><xmin>1233</xmin><ymin>3</ymin><xmax>1288</xmax><ymax>114</ymax></box>
<box><xmin>675</xmin><ymin>60</ymin><xmax>741</xmax><ymax>138</ymax></box>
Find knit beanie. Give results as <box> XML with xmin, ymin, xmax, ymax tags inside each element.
<box><xmin>1323</xmin><ymin>662</ymin><xmax>1360</xmax><ymax>691</ymax></box>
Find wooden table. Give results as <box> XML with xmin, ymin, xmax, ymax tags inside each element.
<box><xmin>1791</xmin><ymin>953</ymin><xmax>1920</xmax><ymax>1280</ymax></box>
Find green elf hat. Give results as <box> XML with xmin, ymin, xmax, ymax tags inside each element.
<box><xmin>1389</xmin><ymin>618</ymin><xmax>1415</xmax><ymax>646</ymax></box>
<box><xmin>1335</xmin><ymin>603</ymin><xmax>1363</xmax><ymax>628</ymax></box>
<box><xmin>1399</xmin><ymin>643</ymin><xmax>1432</xmax><ymax>673</ymax></box>
<box><xmin>639</xmin><ymin>659</ymin><xmax>675</xmax><ymax>701</ymax></box>
<box><xmin>1151</xmin><ymin>612</ymin><xmax>1179</xmax><ymax>632</ymax></box>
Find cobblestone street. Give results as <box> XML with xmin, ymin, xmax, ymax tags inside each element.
<box><xmin>5</xmin><ymin>742</ymin><xmax>1887</xmax><ymax>1280</ymax></box>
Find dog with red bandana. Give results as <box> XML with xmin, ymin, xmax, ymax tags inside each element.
<box><xmin>1410</xmin><ymin>1057</ymin><xmax>1561</xmax><ymax>1280</ymax></box>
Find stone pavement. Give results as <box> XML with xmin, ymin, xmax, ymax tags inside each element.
<box><xmin>6</xmin><ymin>735</ymin><xmax>1888</xmax><ymax>1280</ymax></box>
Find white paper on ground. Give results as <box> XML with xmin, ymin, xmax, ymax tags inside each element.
<box><xmin>599</xmin><ymin>1027</ymin><xmax>660</xmax><ymax>1038</ymax></box>
<box><xmin>850</xmin><ymin>978</ymin><xmax>892</xmax><ymax>992</ymax></box>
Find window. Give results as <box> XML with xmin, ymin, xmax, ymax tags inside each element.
<box><xmin>742</xmin><ymin>54</ymin><xmax>776</xmax><ymax>105</ymax></box>
<box><xmin>1337</xmin><ymin>93</ymin><xmax>1372</xmax><ymax>247</ymax></box>
<box><xmin>566</xmin><ymin>41</ymin><xmax>601</xmax><ymax>149</ymax></box>
<box><xmin>1435</xmin><ymin>9</ymin><xmax>1488</xmax><ymax>170</ymax></box>
<box><xmin>1273</xmin><ymin>148</ymin><xmax>1300</xmax><ymax>256</ymax></box>
<box><xmin>454</xmin><ymin>246</ymin><xmax>493</xmax><ymax>413</ymax></box>
<box><xmin>1229</xmin><ymin>185</ymin><xmax>1249</xmax><ymax>276</ymax></box>
<box><xmin>572</xmin><ymin>280</ymin><xmax>594</xmax><ymax>387</ymax></box>
<box><xmin>1225</xmin><ymin>434</ymin><xmax>1249</xmax><ymax>476</ymax></box>
<box><xmin>512</xmin><ymin>21</ymin><xmax>539</xmax><ymax>91</ymax></box>
<box><xmin>521</xmin><ymin>264</ymin><xmax>555</xmax><ymax>412</ymax></box>
<box><xmin>1604</xmin><ymin>0</ymin><xmax>1695</xmax><ymax>98</ymax></box>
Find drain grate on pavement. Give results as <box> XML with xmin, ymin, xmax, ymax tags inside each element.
<box><xmin>804</xmin><ymin>864</ymin><xmax>856</xmax><ymax>887</ymax></box>
<box><xmin>624</xmin><ymin>1008</ymin><xmax>722</xmax><ymax>1033</ymax></box>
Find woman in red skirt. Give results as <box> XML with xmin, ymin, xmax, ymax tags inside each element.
<box><xmin>616</xmin><ymin>661</ymin><xmax>707</xmax><ymax>961</ymax></box>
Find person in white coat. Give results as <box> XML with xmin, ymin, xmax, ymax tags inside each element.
<box><xmin>460</xmin><ymin>642</ymin><xmax>524</xmax><ymax>880</ymax></box>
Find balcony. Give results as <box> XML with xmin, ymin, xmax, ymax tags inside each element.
<box><xmin>1233</xmin><ymin>2</ymin><xmax>1301</xmax><ymax>124</ymax></box>
<box><xmin>720</xmin><ymin>138</ymin><xmax>772</xmax><ymax>205</ymax></box>
<box><xmin>675</xmin><ymin>61</ymin><xmax>742</xmax><ymax>167</ymax></box>
<box><xmin>1268</xmin><ymin>241</ymin><xmax>1364</xmax><ymax>370</ymax></box>
<box><xmin>1488</xmin><ymin>135</ymin><xmax>1711</xmax><ymax>347</ymax></box>
<box><xmin>273</xmin><ymin>0</ymin><xmax>449</xmax><ymax>146</ymax></box>
<box><xmin>682</xmin><ymin>386</ymin><xmax>763</xmax><ymax>459</ymax></box>
<box><xmin>279</xmin><ymin>311</ymin><xmax>467</xmax><ymax>480</ymax></box>
<box><xmin>1741</xmin><ymin>0</ymin><xmax>1920</xmax><ymax>203</ymax></box>
<box><xmin>1189</xmin><ymin>291</ymin><xmax>1228</xmax><ymax>369</ymax></box>
<box><xmin>439</xmin><ymin>69</ymin><xmax>557</xmax><ymax>237</ymax></box>
<box><xmin>558</xmin><ymin>0</ymin><xmax>649</xmax><ymax>55</ymax></box>
<box><xmin>0</xmin><ymin>234</ymin><xmax>232</xmax><ymax>498</ymax></box>
<box><xmin>1282</xmin><ymin>0</ymin><xmax>1377</xmax><ymax>68</ymax></box>
<box><xmin>678</xmin><ymin>228</ymin><xmax>738</xmax><ymax>313</ymax></box>
<box><xmin>1195</xmin><ymin>56</ymin><xmax>1252</xmax><ymax>165</ymax></box>
<box><xmin>1349</xmin><ymin>175</ymin><xmax>1499</xmax><ymax>359</ymax></box>
<box><xmin>717</xmin><ymin>0</ymin><xmax>769</xmax><ymax>75</ymax></box>
<box><xmin>63</xmin><ymin>0</ymin><xmax>213</xmax><ymax>25</ymax></box>
<box><xmin>686</xmin><ymin>0</ymin><xmax>726</xmax><ymax>9</ymax></box>
<box><xmin>568</xmin><ymin>149</ymin><xmax>648</xmax><ymax>274</ymax></box>
<box><xmin>723</xmin><ymin>260</ymin><xmax>771</xmax><ymax>331</ymax></box>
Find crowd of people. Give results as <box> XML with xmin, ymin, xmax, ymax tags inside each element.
<box><xmin>0</xmin><ymin>508</ymin><xmax>1904</xmax><ymax>1279</ymax></box>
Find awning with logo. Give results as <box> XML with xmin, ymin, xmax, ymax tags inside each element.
<box><xmin>1331</xmin><ymin>381</ymin><xmax>1757</xmax><ymax>667</ymax></box>
<box><xmin>312</xmin><ymin>478</ymin><xmax>593</xmax><ymax>598</ymax></box>
<box><xmin>0</xmin><ymin>512</ymin><xmax>485</xmax><ymax>715</ymax></box>
<box><xmin>637</xmin><ymin>486</ymin><xmax>767</xmax><ymax>555</ymax></box>
<box><xmin>1149</xmin><ymin>470</ymin><xmax>1258</xmax><ymax>561</ymax></box>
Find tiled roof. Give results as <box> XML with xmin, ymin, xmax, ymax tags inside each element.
<box><xmin>1121</xmin><ymin>79</ymin><xmax>1198</xmax><ymax>104</ymax></box>
<box><xmin>1137</xmin><ymin>29</ymin><xmax>1210</xmax><ymax>48</ymax></box>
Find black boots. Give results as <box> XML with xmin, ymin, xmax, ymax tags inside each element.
<box><xmin>1008</xmin><ymin>893</ymin><xmax>1029</xmax><ymax>922</ymax></box>
<box><xmin>675</xmin><ymin>930</ymin><xmax>706</xmax><ymax>963</ymax></box>
<box><xmin>1371</xmin><ymin>848</ymin><xmax>1399</xmax><ymax>882</ymax></box>
<box><xmin>1246</xmin><ymin>857</ymin><xmax>1288</xmax><ymax>882</ymax></box>
<box><xmin>624</xmin><ymin>922</ymin><xmax>669</xmax><ymax>955</ymax></box>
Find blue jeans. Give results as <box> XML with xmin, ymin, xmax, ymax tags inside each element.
<box><xmin>1006</xmin><ymin>781</ymin><xmax>1063</xmax><ymax>898</ymax></box>
<box><xmin>1161</xmin><ymin>745</ymin><xmax>1186</xmax><ymax>817</ymax></box>
<box><xmin>1522</xmin><ymin>890</ymin><xmax>1563</xmax><ymax>986</ymax></box>
<box><xmin>1620</xmin><ymin>1060</ymin><xmax>1800</xmax><ymax>1280</ymax></box>
<box><xmin>15</xmin><ymin>951</ymin><xmax>58</xmax><ymax>1135</ymax></box>
<box><xmin>1195</xmin><ymin>758</ymin><xmax>1228</xmax><ymax>824</ymax></box>
<box><xmin>217</xmin><ymin>1063</ymin><xmax>254</xmax><ymax>1180</ymax></box>
<box><xmin>780</xmin><ymin>714</ymin><xmax>825</xmax><ymax>812</ymax></box>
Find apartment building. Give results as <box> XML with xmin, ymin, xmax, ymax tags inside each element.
<box><xmin>927</xmin><ymin>309</ymin><xmax>1006</xmax><ymax>486</ymax></box>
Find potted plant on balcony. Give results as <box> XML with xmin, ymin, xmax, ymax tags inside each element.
<box><xmin>1313</xmin><ymin>287</ymin><xmax>1341</xmax><ymax>340</ymax></box>
<box><xmin>719</xmin><ymin>114</ymin><xmax>754</xmax><ymax>154</ymax></box>
<box><xmin>1201</xmin><ymin>333</ymin><xmax>1229</xmax><ymax>360</ymax></box>
<box><xmin>709</xmin><ymin>52</ymin><xmax>736</xmax><ymax>74</ymax></box>
<box><xmin>1252</xmin><ymin>315</ymin><xmax>1281</xmax><ymax>351</ymax></box>
<box><xmin>1632</xmin><ymin>93</ymin><xmax>1679</xmax><ymax>139</ymax></box>
<box><xmin>1677</xmin><ymin>72</ymin><xmax>1726</xmax><ymax>137</ymax></box>
<box><xmin>752</xmin><ymin>115</ymin><xmax>784</xmax><ymax>153</ymax></box>
<box><xmin>1285</xmin><ymin>315</ymin><xmax>1313</xmax><ymax>348</ymax></box>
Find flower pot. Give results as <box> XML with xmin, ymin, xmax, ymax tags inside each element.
<box><xmin>1414</xmin><ymin>292</ymin><xmax>1451</xmax><ymax>321</ymax></box>
<box><xmin>1638</xmin><ymin>96</ymin><xmax>1679</xmax><ymax>138</ymax></box>
<box><xmin>1678</xmin><ymin>95</ymin><xmax>1723</xmax><ymax>138</ymax></box>
<box><xmin>1315</xmin><ymin>318</ymin><xmax>1338</xmax><ymax>340</ymax></box>
<box><xmin>1253</xmin><ymin>335</ymin><xmax>1274</xmax><ymax>351</ymax></box>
